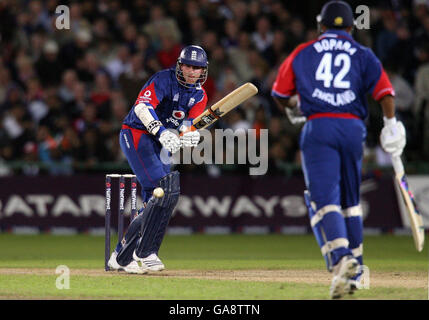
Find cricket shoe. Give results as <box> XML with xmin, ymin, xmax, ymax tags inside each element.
<box><xmin>348</xmin><ymin>279</ymin><xmax>359</xmax><ymax>295</ymax></box>
<box><xmin>133</xmin><ymin>251</ymin><xmax>165</xmax><ymax>271</ymax></box>
<box><xmin>348</xmin><ymin>272</ymin><xmax>365</xmax><ymax>295</ymax></box>
<box><xmin>330</xmin><ymin>255</ymin><xmax>359</xmax><ymax>299</ymax></box>
<box><xmin>108</xmin><ymin>251</ymin><xmax>148</xmax><ymax>274</ymax></box>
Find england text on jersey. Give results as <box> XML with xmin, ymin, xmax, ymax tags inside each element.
<box><xmin>312</xmin><ymin>88</ymin><xmax>356</xmax><ymax>107</ymax></box>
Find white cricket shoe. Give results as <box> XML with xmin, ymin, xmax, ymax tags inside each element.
<box><xmin>133</xmin><ymin>251</ymin><xmax>165</xmax><ymax>271</ymax></box>
<box><xmin>108</xmin><ymin>251</ymin><xmax>148</xmax><ymax>274</ymax></box>
<box><xmin>330</xmin><ymin>255</ymin><xmax>359</xmax><ymax>299</ymax></box>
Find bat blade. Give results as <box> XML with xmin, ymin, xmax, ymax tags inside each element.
<box><xmin>395</xmin><ymin>171</ymin><xmax>425</xmax><ymax>252</ymax></box>
<box><xmin>191</xmin><ymin>82</ymin><xmax>258</xmax><ymax>131</ymax></box>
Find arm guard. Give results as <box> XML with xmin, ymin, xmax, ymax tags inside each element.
<box><xmin>134</xmin><ymin>103</ymin><xmax>165</xmax><ymax>136</ymax></box>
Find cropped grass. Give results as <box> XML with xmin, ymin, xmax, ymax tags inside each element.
<box><xmin>0</xmin><ymin>234</ymin><xmax>427</xmax><ymax>299</ymax></box>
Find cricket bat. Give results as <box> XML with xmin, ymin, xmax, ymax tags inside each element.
<box><xmin>392</xmin><ymin>155</ymin><xmax>425</xmax><ymax>252</ymax></box>
<box><xmin>185</xmin><ymin>82</ymin><xmax>258</xmax><ymax>132</ymax></box>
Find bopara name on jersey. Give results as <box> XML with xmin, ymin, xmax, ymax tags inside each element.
<box><xmin>312</xmin><ymin>88</ymin><xmax>356</xmax><ymax>107</ymax></box>
<box><xmin>313</xmin><ymin>38</ymin><xmax>357</xmax><ymax>56</ymax></box>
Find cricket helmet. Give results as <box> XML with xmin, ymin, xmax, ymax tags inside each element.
<box><xmin>176</xmin><ymin>45</ymin><xmax>208</xmax><ymax>87</ymax></box>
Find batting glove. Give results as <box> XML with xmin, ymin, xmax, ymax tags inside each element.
<box><xmin>380</xmin><ymin>117</ymin><xmax>406</xmax><ymax>157</ymax></box>
<box><xmin>285</xmin><ymin>95</ymin><xmax>306</xmax><ymax>125</ymax></box>
<box><xmin>180</xmin><ymin>130</ymin><xmax>200</xmax><ymax>148</ymax></box>
<box><xmin>285</xmin><ymin>106</ymin><xmax>306</xmax><ymax>125</ymax></box>
<box><xmin>159</xmin><ymin>130</ymin><xmax>181</xmax><ymax>154</ymax></box>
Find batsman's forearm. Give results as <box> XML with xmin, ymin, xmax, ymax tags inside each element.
<box><xmin>379</xmin><ymin>95</ymin><xmax>395</xmax><ymax>119</ymax></box>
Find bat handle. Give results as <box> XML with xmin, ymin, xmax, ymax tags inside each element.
<box><xmin>391</xmin><ymin>155</ymin><xmax>404</xmax><ymax>175</ymax></box>
<box><xmin>178</xmin><ymin>125</ymin><xmax>197</xmax><ymax>137</ymax></box>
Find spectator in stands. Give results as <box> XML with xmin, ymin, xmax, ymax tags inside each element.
<box><xmin>251</xmin><ymin>16</ymin><xmax>274</xmax><ymax>53</ymax></box>
<box><xmin>222</xmin><ymin>20</ymin><xmax>240</xmax><ymax>49</ymax></box>
<box><xmin>156</xmin><ymin>33</ymin><xmax>182</xmax><ymax>68</ymax></box>
<box><xmin>60</xmin><ymin>29</ymin><xmax>92</xmax><ymax>69</ymax></box>
<box><xmin>58</xmin><ymin>70</ymin><xmax>79</xmax><ymax>103</ymax></box>
<box><xmin>118</xmin><ymin>54</ymin><xmax>149</xmax><ymax>106</ymax></box>
<box><xmin>143</xmin><ymin>5</ymin><xmax>182</xmax><ymax>50</ymax></box>
<box><xmin>89</xmin><ymin>72</ymin><xmax>112</xmax><ymax>121</ymax></box>
<box><xmin>413</xmin><ymin>41</ymin><xmax>429</xmax><ymax>159</ymax></box>
<box><xmin>105</xmin><ymin>45</ymin><xmax>130</xmax><ymax>84</ymax></box>
<box><xmin>375</xmin><ymin>11</ymin><xmax>398</xmax><ymax>63</ymax></box>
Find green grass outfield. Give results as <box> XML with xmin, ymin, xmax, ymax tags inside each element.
<box><xmin>0</xmin><ymin>234</ymin><xmax>427</xmax><ymax>300</ymax></box>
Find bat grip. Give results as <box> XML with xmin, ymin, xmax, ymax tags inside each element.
<box><xmin>391</xmin><ymin>155</ymin><xmax>404</xmax><ymax>175</ymax></box>
<box><xmin>178</xmin><ymin>125</ymin><xmax>196</xmax><ymax>137</ymax></box>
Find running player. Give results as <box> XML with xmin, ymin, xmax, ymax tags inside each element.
<box><xmin>271</xmin><ymin>1</ymin><xmax>405</xmax><ymax>298</ymax></box>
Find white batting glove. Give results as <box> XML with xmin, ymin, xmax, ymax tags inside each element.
<box><xmin>180</xmin><ymin>130</ymin><xmax>200</xmax><ymax>147</ymax></box>
<box><xmin>159</xmin><ymin>130</ymin><xmax>181</xmax><ymax>154</ymax></box>
<box><xmin>285</xmin><ymin>95</ymin><xmax>306</xmax><ymax>125</ymax></box>
<box><xmin>380</xmin><ymin>117</ymin><xmax>406</xmax><ymax>157</ymax></box>
<box><xmin>285</xmin><ymin>106</ymin><xmax>306</xmax><ymax>125</ymax></box>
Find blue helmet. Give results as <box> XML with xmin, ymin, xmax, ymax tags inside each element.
<box><xmin>317</xmin><ymin>1</ymin><xmax>354</xmax><ymax>30</ymax></box>
<box><xmin>176</xmin><ymin>45</ymin><xmax>209</xmax><ymax>87</ymax></box>
<box><xmin>177</xmin><ymin>45</ymin><xmax>208</xmax><ymax>67</ymax></box>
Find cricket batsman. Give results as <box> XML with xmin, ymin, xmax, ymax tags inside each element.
<box><xmin>107</xmin><ymin>45</ymin><xmax>208</xmax><ymax>273</ymax></box>
<box><xmin>271</xmin><ymin>1</ymin><xmax>406</xmax><ymax>298</ymax></box>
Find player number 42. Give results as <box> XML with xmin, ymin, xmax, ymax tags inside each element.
<box><xmin>315</xmin><ymin>53</ymin><xmax>351</xmax><ymax>89</ymax></box>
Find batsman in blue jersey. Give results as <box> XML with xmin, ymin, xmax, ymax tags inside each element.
<box><xmin>272</xmin><ymin>1</ymin><xmax>406</xmax><ymax>299</ymax></box>
<box><xmin>107</xmin><ymin>45</ymin><xmax>208</xmax><ymax>274</ymax></box>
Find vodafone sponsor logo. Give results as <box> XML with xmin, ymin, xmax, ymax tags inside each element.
<box><xmin>166</xmin><ymin>117</ymin><xmax>180</xmax><ymax>126</ymax></box>
<box><xmin>138</xmin><ymin>90</ymin><xmax>152</xmax><ymax>103</ymax></box>
<box><xmin>135</xmin><ymin>83</ymin><xmax>158</xmax><ymax>105</ymax></box>
<box><xmin>165</xmin><ymin>110</ymin><xmax>185</xmax><ymax>126</ymax></box>
<box><xmin>173</xmin><ymin>110</ymin><xmax>185</xmax><ymax>120</ymax></box>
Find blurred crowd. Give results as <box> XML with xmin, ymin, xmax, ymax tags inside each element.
<box><xmin>0</xmin><ymin>0</ymin><xmax>429</xmax><ymax>176</ymax></box>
